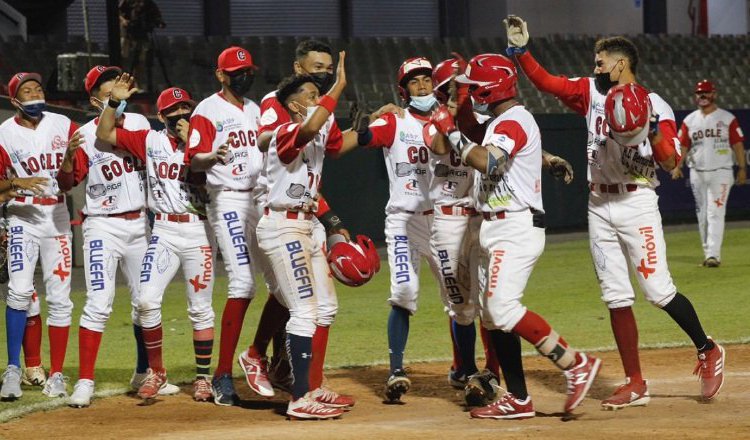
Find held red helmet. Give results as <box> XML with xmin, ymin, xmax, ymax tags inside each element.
<box><xmin>605</xmin><ymin>83</ymin><xmax>652</xmax><ymax>147</ymax></box>
<box><xmin>397</xmin><ymin>57</ymin><xmax>433</xmax><ymax>100</ymax></box>
<box><xmin>695</xmin><ymin>79</ymin><xmax>715</xmax><ymax>93</ymax></box>
<box><xmin>432</xmin><ymin>58</ymin><xmax>458</xmax><ymax>102</ymax></box>
<box><xmin>327</xmin><ymin>234</ymin><xmax>380</xmax><ymax>287</ymax></box>
<box><xmin>455</xmin><ymin>53</ymin><xmax>517</xmax><ymax>105</ymax></box>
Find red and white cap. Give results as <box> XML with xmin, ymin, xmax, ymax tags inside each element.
<box><xmin>8</xmin><ymin>72</ymin><xmax>42</xmax><ymax>99</ymax></box>
<box><xmin>84</xmin><ymin>65</ymin><xmax>122</xmax><ymax>95</ymax></box>
<box><xmin>695</xmin><ymin>79</ymin><xmax>715</xmax><ymax>93</ymax></box>
<box><xmin>605</xmin><ymin>83</ymin><xmax>652</xmax><ymax>147</ymax></box>
<box><xmin>217</xmin><ymin>46</ymin><xmax>258</xmax><ymax>72</ymax></box>
<box><xmin>397</xmin><ymin>57</ymin><xmax>433</xmax><ymax>86</ymax></box>
<box><xmin>156</xmin><ymin>87</ymin><xmax>195</xmax><ymax>113</ymax></box>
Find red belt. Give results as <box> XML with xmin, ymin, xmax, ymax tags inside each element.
<box><xmin>264</xmin><ymin>207</ymin><xmax>314</xmax><ymax>220</ymax></box>
<box><xmin>14</xmin><ymin>195</ymin><xmax>64</xmax><ymax>206</ymax></box>
<box><xmin>155</xmin><ymin>213</ymin><xmax>206</xmax><ymax>223</ymax></box>
<box><xmin>105</xmin><ymin>209</ymin><xmax>142</xmax><ymax>220</ymax></box>
<box><xmin>405</xmin><ymin>209</ymin><xmax>434</xmax><ymax>215</ymax></box>
<box><xmin>482</xmin><ymin>211</ymin><xmax>506</xmax><ymax>220</ymax></box>
<box><xmin>439</xmin><ymin>206</ymin><xmax>477</xmax><ymax>216</ymax></box>
<box><xmin>589</xmin><ymin>183</ymin><xmax>638</xmax><ymax>194</ymax></box>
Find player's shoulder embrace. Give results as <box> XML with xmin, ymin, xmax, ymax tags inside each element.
<box><xmin>648</xmin><ymin>92</ymin><xmax>675</xmax><ymax>121</ymax></box>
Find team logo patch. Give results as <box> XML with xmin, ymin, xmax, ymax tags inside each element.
<box><xmin>173</xmin><ymin>89</ymin><xmax>184</xmax><ymax>99</ymax></box>
<box><xmin>286</xmin><ymin>183</ymin><xmax>305</xmax><ymax>199</ymax></box>
<box><xmin>237</xmin><ymin>50</ymin><xmax>247</xmax><ymax>61</ymax></box>
<box><xmin>404</xmin><ymin>179</ymin><xmax>419</xmax><ymax>191</ymax></box>
<box><xmin>434</xmin><ymin>163</ymin><xmax>449</xmax><ymax>178</ymax></box>
<box><xmin>395</xmin><ymin>162</ymin><xmax>413</xmax><ymax>177</ymax></box>
<box><xmin>637</xmin><ymin>226</ymin><xmax>657</xmax><ymax>279</ymax></box>
<box><xmin>189</xmin><ymin>129</ymin><xmax>201</xmax><ymax>147</ymax></box>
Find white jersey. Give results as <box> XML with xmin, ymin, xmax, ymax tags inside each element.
<box><xmin>188</xmin><ymin>92</ymin><xmax>263</xmax><ymax>191</ymax></box>
<box><xmin>476</xmin><ymin>105</ymin><xmax>544</xmax><ymax>214</ymax></box>
<box><xmin>584</xmin><ymin>78</ymin><xmax>677</xmax><ymax>188</ymax></box>
<box><xmin>679</xmin><ymin>108</ymin><xmax>744</xmax><ymax>171</ymax></box>
<box><xmin>370</xmin><ymin>111</ymin><xmax>433</xmax><ymax>213</ymax></box>
<box><xmin>0</xmin><ymin>112</ymin><xmax>73</xmax><ymax>217</ymax></box>
<box><xmin>265</xmin><ymin>120</ymin><xmax>337</xmax><ymax>211</ymax></box>
<box><xmin>424</xmin><ymin>119</ymin><xmax>474</xmax><ymax>207</ymax></box>
<box><xmin>78</xmin><ymin>113</ymin><xmax>149</xmax><ymax>215</ymax></box>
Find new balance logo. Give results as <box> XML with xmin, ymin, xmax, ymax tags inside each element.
<box><xmin>572</xmin><ymin>372</ymin><xmax>589</xmax><ymax>385</ymax></box>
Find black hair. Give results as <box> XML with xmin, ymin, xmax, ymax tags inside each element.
<box><xmin>91</xmin><ymin>70</ymin><xmax>120</xmax><ymax>96</ymax></box>
<box><xmin>594</xmin><ymin>36</ymin><xmax>639</xmax><ymax>74</ymax></box>
<box><xmin>276</xmin><ymin>74</ymin><xmax>316</xmax><ymax>106</ymax></box>
<box><xmin>295</xmin><ymin>39</ymin><xmax>332</xmax><ymax>61</ymax></box>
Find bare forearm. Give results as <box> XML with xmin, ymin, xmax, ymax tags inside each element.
<box><xmin>258</xmin><ymin>131</ymin><xmax>272</xmax><ymax>153</ymax></box>
<box><xmin>96</xmin><ymin>104</ymin><xmax>119</xmax><ymax>144</ymax></box>
<box><xmin>189</xmin><ymin>152</ymin><xmax>219</xmax><ymax>172</ymax></box>
<box><xmin>732</xmin><ymin>142</ymin><xmax>746</xmax><ymax>168</ymax></box>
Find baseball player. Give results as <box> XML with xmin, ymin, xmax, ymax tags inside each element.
<box><xmin>92</xmin><ymin>78</ymin><xmax>216</xmax><ymax>403</ymax></box>
<box><xmin>186</xmin><ymin>46</ymin><xmax>264</xmax><ymax>406</ymax></box>
<box><xmin>257</xmin><ymin>52</ymin><xmax>354</xmax><ymax>419</ymax></box>
<box><xmin>0</xmin><ymin>73</ymin><xmax>75</xmax><ymax>401</ymax></box>
<box><xmin>57</xmin><ymin>66</ymin><xmax>178</xmax><ymax>407</ymax></box>
<box><xmin>506</xmin><ymin>15</ymin><xmax>726</xmax><ymax>408</ymax></box>
<box><xmin>431</xmin><ymin>53</ymin><xmax>601</xmax><ymax>418</ymax></box>
<box><xmin>671</xmin><ymin>80</ymin><xmax>746</xmax><ymax>267</ymax></box>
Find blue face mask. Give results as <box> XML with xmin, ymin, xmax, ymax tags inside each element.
<box><xmin>95</xmin><ymin>97</ymin><xmax>127</xmax><ymax>118</ymax></box>
<box><xmin>471</xmin><ymin>96</ymin><xmax>489</xmax><ymax>113</ymax></box>
<box><xmin>409</xmin><ymin>94</ymin><xmax>438</xmax><ymax>112</ymax></box>
<box><xmin>19</xmin><ymin>99</ymin><xmax>46</xmax><ymax>119</ymax></box>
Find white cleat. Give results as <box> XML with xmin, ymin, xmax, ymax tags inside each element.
<box><xmin>69</xmin><ymin>379</ymin><xmax>95</xmax><ymax>408</ymax></box>
<box><xmin>130</xmin><ymin>370</ymin><xmax>180</xmax><ymax>395</ymax></box>
<box><xmin>0</xmin><ymin>365</ymin><xmax>23</xmax><ymax>401</ymax></box>
<box><xmin>42</xmin><ymin>372</ymin><xmax>69</xmax><ymax>398</ymax></box>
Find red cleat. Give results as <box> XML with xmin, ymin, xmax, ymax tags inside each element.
<box><xmin>563</xmin><ymin>353</ymin><xmax>601</xmax><ymax>412</ymax></box>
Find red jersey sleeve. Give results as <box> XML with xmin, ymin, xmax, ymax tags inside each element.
<box><xmin>367</xmin><ymin>112</ymin><xmax>397</xmax><ymax>148</ymax></box>
<box><xmin>68</xmin><ymin>121</ymin><xmax>79</xmax><ymax>138</ymax></box>
<box><xmin>729</xmin><ymin>118</ymin><xmax>745</xmax><ymax>144</ymax></box>
<box><xmin>490</xmin><ymin>120</ymin><xmax>528</xmax><ymax>158</ymax></box>
<box><xmin>516</xmin><ymin>52</ymin><xmax>591</xmax><ymax>115</ymax></box>
<box><xmin>677</xmin><ymin>121</ymin><xmax>691</xmax><ymax>149</ymax></box>
<box><xmin>0</xmin><ymin>145</ymin><xmax>11</xmax><ymax>179</ymax></box>
<box><xmin>115</xmin><ymin>128</ymin><xmax>149</xmax><ymax>162</ymax></box>
<box><xmin>325</xmin><ymin>120</ymin><xmax>343</xmax><ymax>155</ymax></box>
<box><xmin>259</xmin><ymin>96</ymin><xmax>292</xmax><ymax>136</ymax></box>
<box><xmin>186</xmin><ymin>114</ymin><xmax>216</xmax><ymax>160</ymax></box>
<box><xmin>275</xmin><ymin>122</ymin><xmax>305</xmax><ymax>164</ymax></box>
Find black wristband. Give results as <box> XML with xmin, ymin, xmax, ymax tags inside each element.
<box><xmin>108</xmin><ymin>98</ymin><xmax>121</xmax><ymax>109</ymax></box>
<box><xmin>357</xmin><ymin>128</ymin><xmax>373</xmax><ymax>146</ymax></box>
<box><xmin>319</xmin><ymin>210</ymin><xmax>344</xmax><ymax>233</ymax></box>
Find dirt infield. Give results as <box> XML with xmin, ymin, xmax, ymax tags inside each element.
<box><xmin>2</xmin><ymin>345</ymin><xmax>749</xmax><ymax>439</ymax></box>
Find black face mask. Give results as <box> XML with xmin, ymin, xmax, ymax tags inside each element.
<box><xmin>594</xmin><ymin>62</ymin><xmax>621</xmax><ymax>95</ymax></box>
<box><xmin>165</xmin><ymin>113</ymin><xmax>191</xmax><ymax>135</ymax></box>
<box><xmin>307</xmin><ymin>72</ymin><xmax>334</xmax><ymax>94</ymax></box>
<box><xmin>227</xmin><ymin>71</ymin><xmax>254</xmax><ymax>97</ymax></box>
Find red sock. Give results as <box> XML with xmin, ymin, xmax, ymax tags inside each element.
<box><xmin>48</xmin><ymin>325</ymin><xmax>70</xmax><ymax>374</ymax></box>
<box><xmin>309</xmin><ymin>325</ymin><xmax>329</xmax><ymax>390</ymax></box>
<box><xmin>449</xmin><ymin>318</ymin><xmax>461</xmax><ymax>372</ymax></box>
<box><xmin>79</xmin><ymin>327</ymin><xmax>103</xmax><ymax>380</ymax></box>
<box><xmin>22</xmin><ymin>315</ymin><xmax>43</xmax><ymax>367</ymax></box>
<box><xmin>142</xmin><ymin>324</ymin><xmax>164</xmax><ymax>373</ymax></box>
<box><xmin>479</xmin><ymin>323</ymin><xmax>500</xmax><ymax>378</ymax></box>
<box><xmin>610</xmin><ymin>307</ymin><xmax>643</xmax><ymax>383</ymax></box>
<box><xmin>513</xmin><ymin>310</ymin><xmax>582</xmax><ymax>365</ymax></box>
<box><xmin>250</xmin><ymin>296</ymin><xmax>289</xmax><ymax>357</ymax></box>
<box><xmin>215</xmin><ymin>298</ymin><xmax>250</xmax><ymax>376</ymax></box>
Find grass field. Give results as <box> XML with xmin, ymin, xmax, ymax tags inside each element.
<box><xmin>1</xmin><ymin>225</ymin><xmax>748</xmax><ymax>420</ymax></box>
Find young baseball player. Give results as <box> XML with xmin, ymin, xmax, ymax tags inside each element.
<box><xmin>506</xmin><ymin>15</ymin><xmax>726</xmax><ymax>408</ymax></box>
<box><xmin>431</xmin><ymin>53</ymin><xmax>601</xmax><ymax>418</ymax></box>
<box><xmin>186</xmin><ymin>46</ymin><xmax>264</xmax><ymax>406</ymax></box>
<box><xmin>671</xmin><ymin>80</ymin><xmax>746</xmax><ymax>267</ymax></box>
<box><xmin>57</xmin><ymin>66</ymin><xmax>179</xmax><ymax>406</ymax></box>
<box><xmin>0</xmin><ymin>73</ymin><xmax>76</xmax><ymax>401</ymax></box>
<box><xmin>92</xmin><ymin>78</ymin><xmax>216</xmax><ymax>403</ymax></box>
<box><xmin>257</xmin><ymin>52</ymin><xmax>355</xmax><ymax>419</ymax></box>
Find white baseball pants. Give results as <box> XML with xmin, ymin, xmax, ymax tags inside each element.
<box><xmin>689</xmin><ymin>168</ymin><xmax>734</xmax><ymax>261</ymax></box>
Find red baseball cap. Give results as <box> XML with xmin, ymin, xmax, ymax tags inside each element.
<box><xmin>84</xmin><ymin>65</ymin><xmax>122</xmax><ymax>95</ymax></box>
<box><xmin>217</xmin><ymin>46</ymin><xmax>258</xmax><ymax>72</ymax></box>
<box><xmin>156</xmin><ymin>87</ymin><xmax>195</xmax><ymax>113</ymax></box>
<box><xmin>695</xmin><ymin>79</ymin><xmax>715</xmax><ymax>93</ymax></box>
<box><xmin>8</xmin><ymin>72</ymin><xmax>42</xmax><ymax>99</ymax></box>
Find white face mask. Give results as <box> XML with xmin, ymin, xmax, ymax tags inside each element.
<box><xmin>409</xmin><ymin>93</ymin><xmax>438</xmax><ymax>112</ymax></box>
<box><xmin>304</xmin><ymin>106</ymin><xmax>318</xmax><ymax>123</ymax></box>
<box><xmin>471</xmin><ymin>96</ymin><xmax>488</xmax><ymax>113</ymax></box>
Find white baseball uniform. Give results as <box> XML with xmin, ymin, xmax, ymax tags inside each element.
<box><xmin>474</xmin><ymin>105</ymin><xmax>546</xmax><ymax>331</ymax></box>
<box><xmin>188</xmin><ymin>92</ymin><xmax>263</xmax><ymax>300</ymax></box>
<box><xmin>0</xmin><ymin>112</ymin><xmax>74</xmax><ymax>327</ymax></box>
<box><xmin>256</xmin><ymin>118</ymin><xmax>340</xmax><ymax>337</ymax></box>
<box><xmin>114</xmin><ymin>126</ymin><xmax>215</xmax><ymax>331</ymax></box>
<box><xmin>678</xmin><ymin>108</ymin><xmax>745</xmax><ymax>260</ymax></box>
<box><xmin>61</xmin><ymin>113</ymin><xmax>151</xmax><ymax>332</ymax></box>
<box><xmin>367</xmin><ymin>110</ymin><xmax>440</xmax><ymax>314</ymax></box>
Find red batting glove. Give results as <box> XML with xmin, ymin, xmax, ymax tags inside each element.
<box><xmin>431</xmin><ymin>105</ymin><xmax>457</xmax><ymax>135</ymax></box>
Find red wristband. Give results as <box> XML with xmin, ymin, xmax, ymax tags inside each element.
<box><xmin>319</xmin><ymin>95</ymin><xmax>337</xmax><ymax>114</ymax></box>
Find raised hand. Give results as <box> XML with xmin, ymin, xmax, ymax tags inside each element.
<box><xmin>67</xmin><ymin>131</ymin><xmax>84</xmax><ymax>154</ymax></box>
<box><xmin>503</xmin><ymin>15</ymin><xmax>529</xmax><ymax>48</ymax></box>
<box><xmin>430</xmin><ymin>105</ymin><xmax>458</xmax><ymax>136</ymax></box>
<box><xmin>110</xmin><ymin>73</ymin><xmax>138</xmax><ymax>101</ymax></box>
<box><xmin>12</xmin><ymin>177</ymin><xmax>48</xmax><ymax>195</ymax></box>
<box><xmin>548</xmin><ymin>155</ymin><xmax>574</xmax><ymax>184</ymax></box>
<box><xmin>331</xmin><ymin>51</ymin><xmax>347</xmax><ymax>93</ymax></box>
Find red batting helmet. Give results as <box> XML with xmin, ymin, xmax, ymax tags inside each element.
<box><xmin>432</xmin><ymin>58</ymin><xmax>459</xmax><ymax>103</ymax></box>
<box><xmin>695</xmin><ymin>79</ymin><xmax>715</xmax><ymax>93</ymax></box>
<box><xmin>397</xmin><ymin>57</ymin><xmax>433</xmax><ymax>100</ymax></box>
<box><xmin>455</xmin><ymin>54</ymin><xmax>517</xmax><ymax>105</ymax></box>
<box><xmin>327</xmin><ymin>234</ymin><xmax>380</xmax><ymax>287</ymax></box>
<box><xmin>156</xmin><ymin>87</ymin><xmax>195</xmax><ymax>113</ymax></box>
<box><xmin>605</xmin><ymin>83</ymin><xmax>652</xmax><ymax>147</ymax></box>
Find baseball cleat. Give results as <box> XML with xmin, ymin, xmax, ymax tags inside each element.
<box><xmin>22</xmin><ymin>365</ymin><xmax>47</xmax><ymax>387</ymax></box>
<box><xmin>238</xmin><ymin>349</ymin><xmax>275</xmax><ymax>397</ymax></box>
<box><xmin>193</xmin><ymin>377</ymin><xmax>213</xmax><ymax>402</ymax></box>
<box><xmin>470</xmin><ymin>392</ymin><xmax>535</xmax><ymax>419</ymax></box>
<box><xmin>694</xmin><ymin>339</ymin><xmax>725</xmax><ymax>400</ymax></box>
<box><xmin>563</xmin><ymin>353</ymin><xmax>601</xmax><ymax>413</ymax></box>
<box><xmin>0</xmin><ymin>365</ymin><xmax>23</xmax><ymax>401</ymax></box>
<box><xmin>268</xmin><ymin>355</ymin><xmax>293</xmax><ymax>393</ymax></box>
<box><xmin>702</xmin><ymin>257</ymin><xmax>720</xmax><ymax>268</ymax></box>
<box><xmin>464</xmin><ymin>369</ymin><xmax>500</xmax><ymax>407</ymax></box>
<box><xmin>42</xmin><ymin>372</ymin><xmax>69</xmax><ymax>398</ymax></box>
<box><xmin>211</xmin><ymin>374</ymin><xmax>237</xmax><ymax>406</ymax></box>
<box><xmin>137</xmin><ymin>368</ymin><xmax>167</xmax><ymax>400</ymax></box>
<box><xmin>448</xmin><ymin>367</ymin><xmax>468</xmax><ymax>389</ymax></box>
<box><xmin>287</xmin><ymin>393</ymin><xmax>345</xmax><ymax>420</ymax></box>
<box><xmin>384</xmin><ymin>369</ymin><xmax>411</xmax><ymax>403</ymax></box>
<box><xmin>130</xmin><ymin>370</ymin><xmax>180</xmax><ymax>396</ymax></box>
<box><xmin>309</xmin><ymin>387</ymin><xmax>356</xmax><ymax>410</ymax></box>
<box><xmin>69</xmin><ymin>379</ymin><xmax>95</xmax><ymax>408</ymax></box>
<box><xmin>601</xmin><ymin>378</ymin><xmax>650</xmax><ymax>410</ymax></box>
